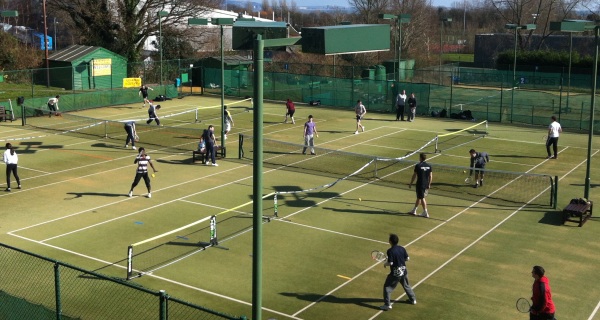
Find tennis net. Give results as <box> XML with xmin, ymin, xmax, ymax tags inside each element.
<box><xmin>434</xmin><ymin>120</ymin><xmax>488</xmax><ymax>153</ymax></box>
<box><xmin>22</xmin><ymin>106</ymin><xmax>201</xmax><ymax>153</ymax></box>
<box><xmin>239</xmin><ymin>134</ymin><xmax>557</xmax><ymax>208</ymax></box>
<box><xmin>126</xmin><ymin>192</ymin><xmax>273</xmax><ymax>280</ymax></box>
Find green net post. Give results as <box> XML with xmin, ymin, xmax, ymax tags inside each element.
<box><xmin>21</xmin><ymin>104</ymin><xmax>26</xmax><ymax>125</ymax></box>
<box><xmin>239</xmin><ymin>134</ymin><xmax>244</xmax><ymax>159</ymax></box>
<box><xmin>552</xmin><ymin>176</ymin><xmax>556</xmax><ymax>209</ymax></box>
<box><xmin>54</xmin><ymin>262</ymin><xmax>62</xmax><ymax>320</ymax></box>
<box><xmin>159</xmin><ymin>290</ymin><xmax>167</xmax><ymax>320</ymax></box>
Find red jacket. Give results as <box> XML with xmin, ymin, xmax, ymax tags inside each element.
<box><xmin>532</xmin><ymin>276</ymin><xmax>556</xmax><ymax>314</ymax></box>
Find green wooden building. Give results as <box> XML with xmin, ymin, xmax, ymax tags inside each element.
<box><xmin>43</xmin><ymin>45</ymin><xmax>128</xmax><ymax>90</ymax></box>
<box><xmin>194</xmin><ymin>55</ymin><xmax>252</xmax><ymax>89</ymax></box>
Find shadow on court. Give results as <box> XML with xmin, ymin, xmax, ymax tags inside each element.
<box><xmin>538</xmin><ymin>211</ymin><xmax>566</xmax><ymax>226</ymax></box>
<box><xmin>280</xmin><ymin>292</ymin><xmax>383</xmax><ymax>310</ymax></box>
<box><xmin>65</xmin><ymin>192</ymin><xmax>127</xmax><ymax>199</ymax></box>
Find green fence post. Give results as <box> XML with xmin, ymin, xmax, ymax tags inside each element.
<box><xmin>580</xmin><ymin>102</ymin><xmax>584</xmax><ymax>130</ymax></box>
<box><xmin>21</xmin><ymin>105</ymin><xmax>25</xmax><ymax>126</ymax></box>
<box><xmin>554</xmin><ymin>176</ymin><xmax>558</xmax><ymax>209</ymax></box>
<box><xmin>54</xmin><ymin>263</ymin><xmax>61</xmax><ymax>320</ymax></box>
<box><xmin>159</xmin><ymin>290</ymin><xmax>167</xmax><ymax>320</ymax></box>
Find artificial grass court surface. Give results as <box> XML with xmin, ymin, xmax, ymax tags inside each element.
<box><xmin>1</xmin><ymin>94</ymin><xmax>600</xmax><ymax>320</ymax></box>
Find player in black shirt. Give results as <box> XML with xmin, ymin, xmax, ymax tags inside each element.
<box><xmin>408</xmin><ymin>153</ymin><xmax>432</xmax><ymax>218</ymax></box>
<box><xmin>139</xmin><ymin>85</ymin><xmax>153</xmax><ymax>108</ymax></box>
<box><xmin>469</xmin><ymin>149</ymin><xmax>489</xmax><ymax>188</ymax></box>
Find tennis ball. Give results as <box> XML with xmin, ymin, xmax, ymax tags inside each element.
<box><xmin>152</xmin><ymin>174</ymin><xmax>155</xmax><ymax>178</ymax></box>
<box><xmin>463</xmin><ymin>170</ymin><xmax>466</xmax><ymax>173</ymax></box>
<box><xmin>359</xmin><ymin>198</ymin><xmax>362</xmax><ymax>201</ymax></box>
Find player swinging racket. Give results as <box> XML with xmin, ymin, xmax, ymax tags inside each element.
<box><xmin>139</xmin><ymin>85</ymin><xmax>154</xmax><ymax>108</ymax></box>
<box><xmin>469</xmin><ymin>148</ymin><xmax>489</xmax><ymax>188</ymax></box>
<box><xmin>146</xmin><ymin>102</ymin><xmax>161</xmax><ymax>126</ymax></box>
<box><xmin>128</xmin><ymin>147</ymin><xmax>157</xmax><ymax>198</ymax></box>
<box><xmin>123</xmin><ymin>120</ymin><xmax>138</xmax><ymax>150</ymax></box>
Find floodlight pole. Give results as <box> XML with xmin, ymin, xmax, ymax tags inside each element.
<box><xmin>439</xmin><ymin>18</ymin><xmax>452</xmax><ymax>85</ymax></box>
<box><xmin>252</xmin><ymin>34</ymin><xmax>264</xmax><ymax>320</ymax></box>
<box><xmin>42</xmin><ymin>0</ymin><xmax>50</xmax><ymax>87</ymax></box>
<box><xmin>512</xmin><ymin>26</ymin><xmax>517</xmax><ymax>123</ymax></box>
<box><xmin>158</xmin><ymin>11</ymin><xmax>169</xmax><ymax>86</ymax></box>
<box><xmin>220</xmin><ymin>24</ymin><xmax>226</xmax><ymax>151</ymax></box>
<box><xmin>584</xmin><ymin>26</ymin><xmax>599</xmax><ymax>199</ymax></box>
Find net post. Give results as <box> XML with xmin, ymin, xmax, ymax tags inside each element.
<box><xmin>434</xmin><ymin>136</ymin><xmax>440</xmax><ymax>153</ymax></box>
<box><xmin>273</xmin><ymin>193</ymin><xmax>278</xmax><ymax>217</ymax></box>
<box><xmin>239</xmin><ymin>134</ymin><xmax>244</xmax><ymax>159</ymax></box>
<box><xmin>126</xmin><ymin>245</ymin><xmax>133</xmax><ymax>280</ymax></box>
<box><xmin>553</xmin><ymin>175</ymin><xmax>558</xmax><ymax>209</ymax></box>
<box><xmin>104</xmin><ymin>121</ymin><xmax>108</xmax><ymax>138</ymax></box>
<box><xmin>210</xmin><ymin>215</ymin><xmax>218</xmax><ymax>245</ymax></box>
<box><xmin>194</xmin><ymin>108</ymin><xmax>199</xmax><ymax>122</ymax></box>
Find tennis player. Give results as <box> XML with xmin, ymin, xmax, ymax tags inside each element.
<box><xmin>139</xmin><ymin>85</ymin><xmax>154</xmax><ymax>108</ymax></box>
<box><xmin>354</xmin><ymin>100</ymin><xmax>366</xmax><ymax>134</ymax></box>
<box><xmin>3</xmin><ymin>143</ymin><xmax>21</xmax><ymax>192</ymax></box>
<box><xmin>224</xmin><ymin>106</ymin><xmax>234</xmax><ymax>140</ymax></box>
<box><xmin>302</xmin><ymin>115</ymin><xmax>317</xmax><ymax>155</ymax></box>
<box><xmin>380</xmin><ymin>233</ymin><xmax>416</xmax><ymax>311</ymax></box>
<box><xmin>284</xmin><ymin>98</ymin><xmax>296</xmax><ymax>124</ymax></box>
<box><xmin>128</xmin><ymin>147</ymin><xmax>157</xmax><ymax>198</ymax></box>
<box><xmin>530</xmin><ymin>266</ymin><xmax>556</xmax><ymax>320</ymax></box>
<box><xmin>408</xmin><ymin>153</ymin><xmax>432</xmax><ymax>218</ymax></box>
<box><xmin>546</xmin><ymin>116</ymin><xmax>562</xmax><ymax>159</ymax></box>
<box><xmin>202</xmin><ymin>125</ymin><xmax>219</xmax><ymax>166</ymax></box>
<box><xmin>146</xmin><ymin>102</ymin><xmax>161</xmax><ymax>126</ymax></box>
<box><xmin>47</xmin><ymin>95</ymin><xmax>61</xmax><ymax>117</ymax></box>
<box><xmin>469</xmin><ymin>148</ymin><xmax>489</xmax><ymax>188</ymax></box>
<box><xmin>123</xmin><ymin>120</ymin><xmax>137</xmax><ymax>150</ymax></box>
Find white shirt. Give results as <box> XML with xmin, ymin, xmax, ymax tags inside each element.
<box><xmin>3</xmin><ymin>149</ymin><xmax>18</xmax><ymax>165</ymax></box>
<box><xmin>548</xmin><ymin>121</ymin><xmax>562</xmax><ymax>138</ymax></box>
<box><xmin>48</xmin><ymin>97</ymin><xmax>59</xmax><ymax>107</ymax></box>
<box><xmin>396</xmin><ymin>93</ymin><xmax>407</xmax><ymax>106</ymax></box>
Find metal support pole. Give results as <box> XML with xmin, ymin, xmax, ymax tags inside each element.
<box><xmin>511</xmin><ymin>28</ymin><xmax>517</xmax><ymax>123</ymax></box>
<box><xmin>398</xmin><ymin>21</ymin><xmax>402</xmax><ymax>81</ymax></box>
<box><xmin>252</xmin><ymin>34</ymin><xmax>264</xmax><ymax>320</ymax></box>
<box><xmin>159</xmin><ymin>16</ymin><xmax>163</xmax><ymax>86</ymax></box>
<box><xmin>566</xmin><ymin>32</ymin><xmax>573</xmax><ymax>113</ymax></box>
<box><xmin>584</xmin><ymin>26</ymin><xmax>598</xmax><ymax>199</ymax></box>
<box><xmin>221</xmin><ymin>25</ymin><xmax>226</xmax><ymax>155</ymax></box>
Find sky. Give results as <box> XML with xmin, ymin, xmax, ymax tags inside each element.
<box><xmin>299</xmin><ymin>0</ymin><xmax>454</xmax><ymax>8</ymax></box>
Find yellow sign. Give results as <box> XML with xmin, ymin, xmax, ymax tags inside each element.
<box><xmin>91</xmin><ymin>58</ymin><xmax>112</xmax><ymax>76</ymax></box>
<box><xmin>123</xmin><ymin>78</ymin><xmax>142</xmax><ymax>88</ymax></box>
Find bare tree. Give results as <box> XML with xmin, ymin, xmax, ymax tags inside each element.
<box><xmin>349</xmin><ymin>0</ymin><xmax>390</xmax><ymax>23</ymax></box>
<box><xmin>47</xmin><ymin>0</ymin><xmax>220</xmax><ymax>63</ymax></box>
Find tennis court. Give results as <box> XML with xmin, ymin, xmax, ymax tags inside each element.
<box><xmin>1</xmin><ymin>95</ymin><xmax>600</xmax><ymax>319</ymax></box>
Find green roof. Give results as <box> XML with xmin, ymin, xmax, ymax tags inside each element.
<box><xmin>47</xmin><ymin>45</ymin><xmax>126</xmax><ymax>62</ymax></box>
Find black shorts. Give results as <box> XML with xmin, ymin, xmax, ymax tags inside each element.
<box><xmin>287</xmin><ymin>110</ymin><xmax>295</xmax><ymax>117</ymax></box>
<box><xmin>356</xmin><ymin>115</ymin><xmax>363</xmax><ymax>122</ymax></box>
<box><xmin>474</xmin><ymin>164</ymin><xmax>485</xmax><ymax>174</ymax></box>
<box><xmin>416</xmin><ymin>187</ymin><xmax>428</xmax><ymax>199</ymax></box>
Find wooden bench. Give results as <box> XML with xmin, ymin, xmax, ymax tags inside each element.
<box><xmin>563</xmin><ymin>201</ymin><xmax>593</xmax><ymax>227</ymax></box>
<box><xmin>0</xmin><ymin>106</ymin><xmax>12</xmax><ymax>122</ymax></box>
<box><xmin>192</xmin><ymin>146</ymin><xmax>226</xmax><ymax>164</ymax></box>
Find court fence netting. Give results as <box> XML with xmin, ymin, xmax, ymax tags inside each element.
<box><xmin>0</xmin><ymin>243</ymin><xmax>247</xmax><ymax>320</ymax></box>
<box><xmin>238</xmin><ymin>131</ymin><xmax>558</xmax><ymax>210</ymax></box>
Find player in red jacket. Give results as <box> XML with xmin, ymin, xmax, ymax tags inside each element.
<box><xmin>530</xmin><ymin>265</ymin><xmax>556</xmax><ymax>320</ymax></box>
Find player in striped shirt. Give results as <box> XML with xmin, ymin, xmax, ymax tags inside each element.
<box><xmin>128</xmin><ymin>147</ymin><xmax>157</xmax><ymax>198</ymax></box>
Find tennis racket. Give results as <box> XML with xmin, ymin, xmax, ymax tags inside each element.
<box><xmin>516</xmin><ymin>297</ymin><xmax>531</xmax><ymax>313</ymax></box>
<box><xmin>371</xmin><ymin>250</ymin><xmax>387</xmax><ymax>262</ymax></box>
<box><xmin>465</xmin><ymin>176</ymin><xmax>473</xmax><ymax>184</ymax></box>
<box><xmin>134</xmin><ymin>134</ymin><xmax>140</xmax><ymax>142</ymax></box>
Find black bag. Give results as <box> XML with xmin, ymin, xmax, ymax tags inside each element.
<box><xmin>440</xmin><ymin>109</ymin><xmax>447</xmax><ymax>118</ymax></box>
<box><xmin>309</xmin><ymin>100</ymin><xmax>321</xmax><ymax>106</ymax></box>
<box><xmin>17</xmin><ymin>96</ymin><xmax>25</xmax><ymax>105</ymax></box>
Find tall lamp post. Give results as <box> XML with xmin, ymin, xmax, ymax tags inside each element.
<box><xmin>440</xmin><ymin>18</ymin><xmax>452</xmax><ymax>85</ymax></box>
<box><xmin>379</xmin><ymin>13</ymin><xmax>411</xmax><ymax>81</ymax></box>
<box><xmin>585</xmin><ymin>24</ymin><xmax>599</xmax><ymax>199</ymax></box>
<box><xmin>505</xmin><ymin>23</ymin><xmax>536</xmax><ymax>123</ymax></box>
<box><xmin>158</xmin><ymin>11</ymin><xmax>168</xmax><ymax>86</ymax></box>
<box><xmin>550</xmin><ymin>21</ymin><xmax>586</xmax><ymax>117</ymax></box>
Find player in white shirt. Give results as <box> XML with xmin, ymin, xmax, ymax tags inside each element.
<box><xmin>546</xmin><ymin>115</ymin><xmax>562</xmax><ymax>159</ymax></box>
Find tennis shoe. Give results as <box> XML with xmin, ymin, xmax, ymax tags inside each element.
<box><xmin>18</xmin><ymin>185</ymin><xmax>21</xmax><ymax>189</ymax></box>
<box><xmin>362</xmin><ymin>126</ymin><xmax>365</xmax><ymax>132</ymax></box>
<box><xmin>379</xmin><ymin>305</ymin><xmax>392</xmax><ymax>311</ymax></box>
<box><xmin>147</xmin><ymin>193</ymin><xmax>151</xmax><ymax>198</ymax></box>
<box><xmin>408</xmin><ymin>299</ymin><xmax>417</xmax><ymax>305</ymax></box>
<box><xmin>354</xmin><ymin>131</ymin><xmax>359</xmax><ymax>134</ymax></box>
<box><xmin>420</xmin><ymin>212</ymin><xmax>429</xmax><ymax>218</ymax></box>
<box><xmin>311</xmin><ymin>152</ymin><xmax>316</xmax><ymax>155</ymax></box>
<box><xmin>5</xmin><ymin>188</ymin><xmax>10</xmax><ymax>192</ymax></box>
<box><xmin>132</xmin><ymin>146</ymin><xmax>137</xmax><ymax>150</ymax></box>
<box><xmin>125</xmin><ymin>144</ymin><xmax>128</xmax><ymax>148</ymax></box>
<box><xmin>205</xmin><ymin>162</ymin><xmax>211</xmax><ymax>166</ymax></box>
<box><xmin>409</xmin><ymin>211</ymin><xmax>417</xmax><ymax>216</ymax></box>
<box><xmin>128</xmin><ymin>191</ymin><xmax>132</xmax><ymax>197</ymax></box>
<box><xmin>213</xmin><ymin>163</ymin><xmax>219</xmax><ymax>167</ymax></box>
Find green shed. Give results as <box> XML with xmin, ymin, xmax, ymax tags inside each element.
<box><xmin>194</xmin><ymin>55</ymin><xmax>252</xmax><ymax>89</ymax></box>
<box><xmin>43</xmin><ymin>45</ymin><xmax>128</xmax><ymax>90</ymax></box>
